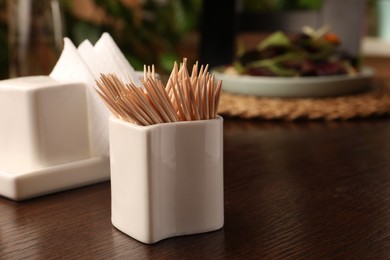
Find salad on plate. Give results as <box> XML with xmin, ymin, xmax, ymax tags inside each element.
<box><xmin>220</xmin><ymin>26</ymin><xmax>360</xmax><ymax>78</ymax></box>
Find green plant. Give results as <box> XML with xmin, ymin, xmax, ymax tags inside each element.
<box><xmin>243</xmin><ymin>0</ymin><xmax>323</xmax><ymax>12</ymax></box>
<box><xmin>62</xmin><ymin>0</ymin><xmax>202</xmax><ymax>73</ymax></box>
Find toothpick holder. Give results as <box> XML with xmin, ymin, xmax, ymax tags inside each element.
<box><xmin>109</xmin><ymin>116</ymin><xmax>224</xmax><ymax>244</ymax></box>
<box><xmin>0</xmin><ymin>76</ymin><xmax>110</xmax><ymax>200</ymax></box>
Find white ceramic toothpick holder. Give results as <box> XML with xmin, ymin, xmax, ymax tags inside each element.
<box><xmin>0</xmin><ymin>76</ymin><xmax>110</xmax><ymax>200</ymax></box>
<box><xmin>109</xmin><ymin>116</ymin><xmax>224</xmax><ymax>244</ymax></box>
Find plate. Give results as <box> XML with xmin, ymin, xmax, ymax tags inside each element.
<box><xmin>213</xmin><ymin>67</ymin><xmax>374</xmax><ymax>98</ymax></box>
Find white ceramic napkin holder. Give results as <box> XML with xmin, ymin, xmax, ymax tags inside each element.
<box><xmin>0</xmin><ymin>76</ymin><xmax>109</xmax><ymax>200</ymax></box>
<box><xmin>109</xmin><ymin>116</ymin><xmax>224</xmax><ymax>244</ymax></box>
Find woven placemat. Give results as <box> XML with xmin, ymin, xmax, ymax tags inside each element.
<box><xmin>218</xmin><ymin>80</ymin><xmax>390</xmax><ymax>121</ymax></box>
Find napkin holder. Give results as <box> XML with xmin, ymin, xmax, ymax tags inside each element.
<box><xmin>0</xmin><ymin>76</ymin><xmax>109</xmax><ymax>201</ymax></box>
<box><xmin>109</xmin><ymin>116</ymin><xmax>224</xmax><ymax>244</ymax></box>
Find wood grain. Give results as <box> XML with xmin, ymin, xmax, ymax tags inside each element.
<box><xmin>1</xmin><ymin>118</ymin><xmax>390</xmax><ymax>259</ymax></box>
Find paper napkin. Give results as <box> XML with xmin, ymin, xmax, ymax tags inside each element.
<box><xmin>50</xmin><ymin>33</ymin><xmax>138</xmax><ymax>157</ymax></box>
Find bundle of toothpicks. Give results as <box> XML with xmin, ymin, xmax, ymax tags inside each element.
<box><xmin>95</xmin><ymin>58</ymin><xmax>222</xmax><ymax>126</ymax></box>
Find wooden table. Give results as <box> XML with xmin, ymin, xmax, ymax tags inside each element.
<box><xmin>2</xmin><ymin>58</ymin><xmax>390</xmax><ymax>259</ymax></box>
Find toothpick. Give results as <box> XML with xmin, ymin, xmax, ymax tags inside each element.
<box><xmin>142</xmin><ymin>80</ymin><xmax>172</xmax><ymax>123</ymax></box>
<box><xmin>166</xmin><ymin>62</ymin><xmax>178</xmax><ymax>95</ymax></box>
<box><xmin>95</xmin><ymin>59</ymin><xmax>223</xmax><ymax>126</ymax></box>
<box><xmin>156</xmin><ymin>80</ymin><xmax>179</xmax><ymax>122</ymax></box>
<box><xmin>147</xmin><ymin>77</ymin><xmax>177</xmax><ymax>122</ymax></box>
<box><xmin>175</xmin><ymin>80</ymin><xmax>191</xmax><ymax>121</ymax></box>
<box><xmin>122</xmin><ymin>92</ymin><xmax>154</xmax><ymax>125</ymax></box>
<box><xmin>171</xmin><ymin>81</ymin><xmax>186</xmax><ymax>121</ymax></box>
<box><xmin>214</xmin><ymin>79</ymin><xmax>223</xmax><ymax>118</ymax></box>
<box><xmin>127</xmin><ymin>83</ymin><xmax>163</xmax><ymax>124</ymax></box>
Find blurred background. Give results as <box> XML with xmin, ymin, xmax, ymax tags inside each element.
<box><xmin>0</xmin><ymin>0</ymin><xmax>386</xmax><ymax>80</ymax></box>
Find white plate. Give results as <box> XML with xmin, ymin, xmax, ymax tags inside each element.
<box><xmin>214</xmin><ymin>67</ymin><xmax>374</xmax><ymax>98</ymax></box>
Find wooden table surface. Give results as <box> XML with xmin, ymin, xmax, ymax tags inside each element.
<box><xmin>2</xmin><ymin>57</ymin><xmax>390</xmax><ymax>259</ymax></box>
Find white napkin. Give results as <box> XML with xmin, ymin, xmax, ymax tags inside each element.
<box><xmin>77</xmin><ymin>40</ymin><xmax>102</xmax><ymax>79</ymax></box>
<box><xmin>94</xmin><ymin>33</ymin><xmax>142</xmax><ymax>87</ymax></box>
<box><xmin>50</xmin><ymin>33</ymin><xmax>138</xmax><ymax>157</ymax></box>
<box><xmin>50</xmin><ymin>38</ymin><xmax>95</xmax><ymax>84</ymax></box>
<box><xmin>50</xmin><ymin>33</ymin><xmax>143</xmax><ymax>156</ymax></box>
<box><xmin>51</xmin><ymin>37</ymin><xmax>110</xmax><ymax>157</ymax></box>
